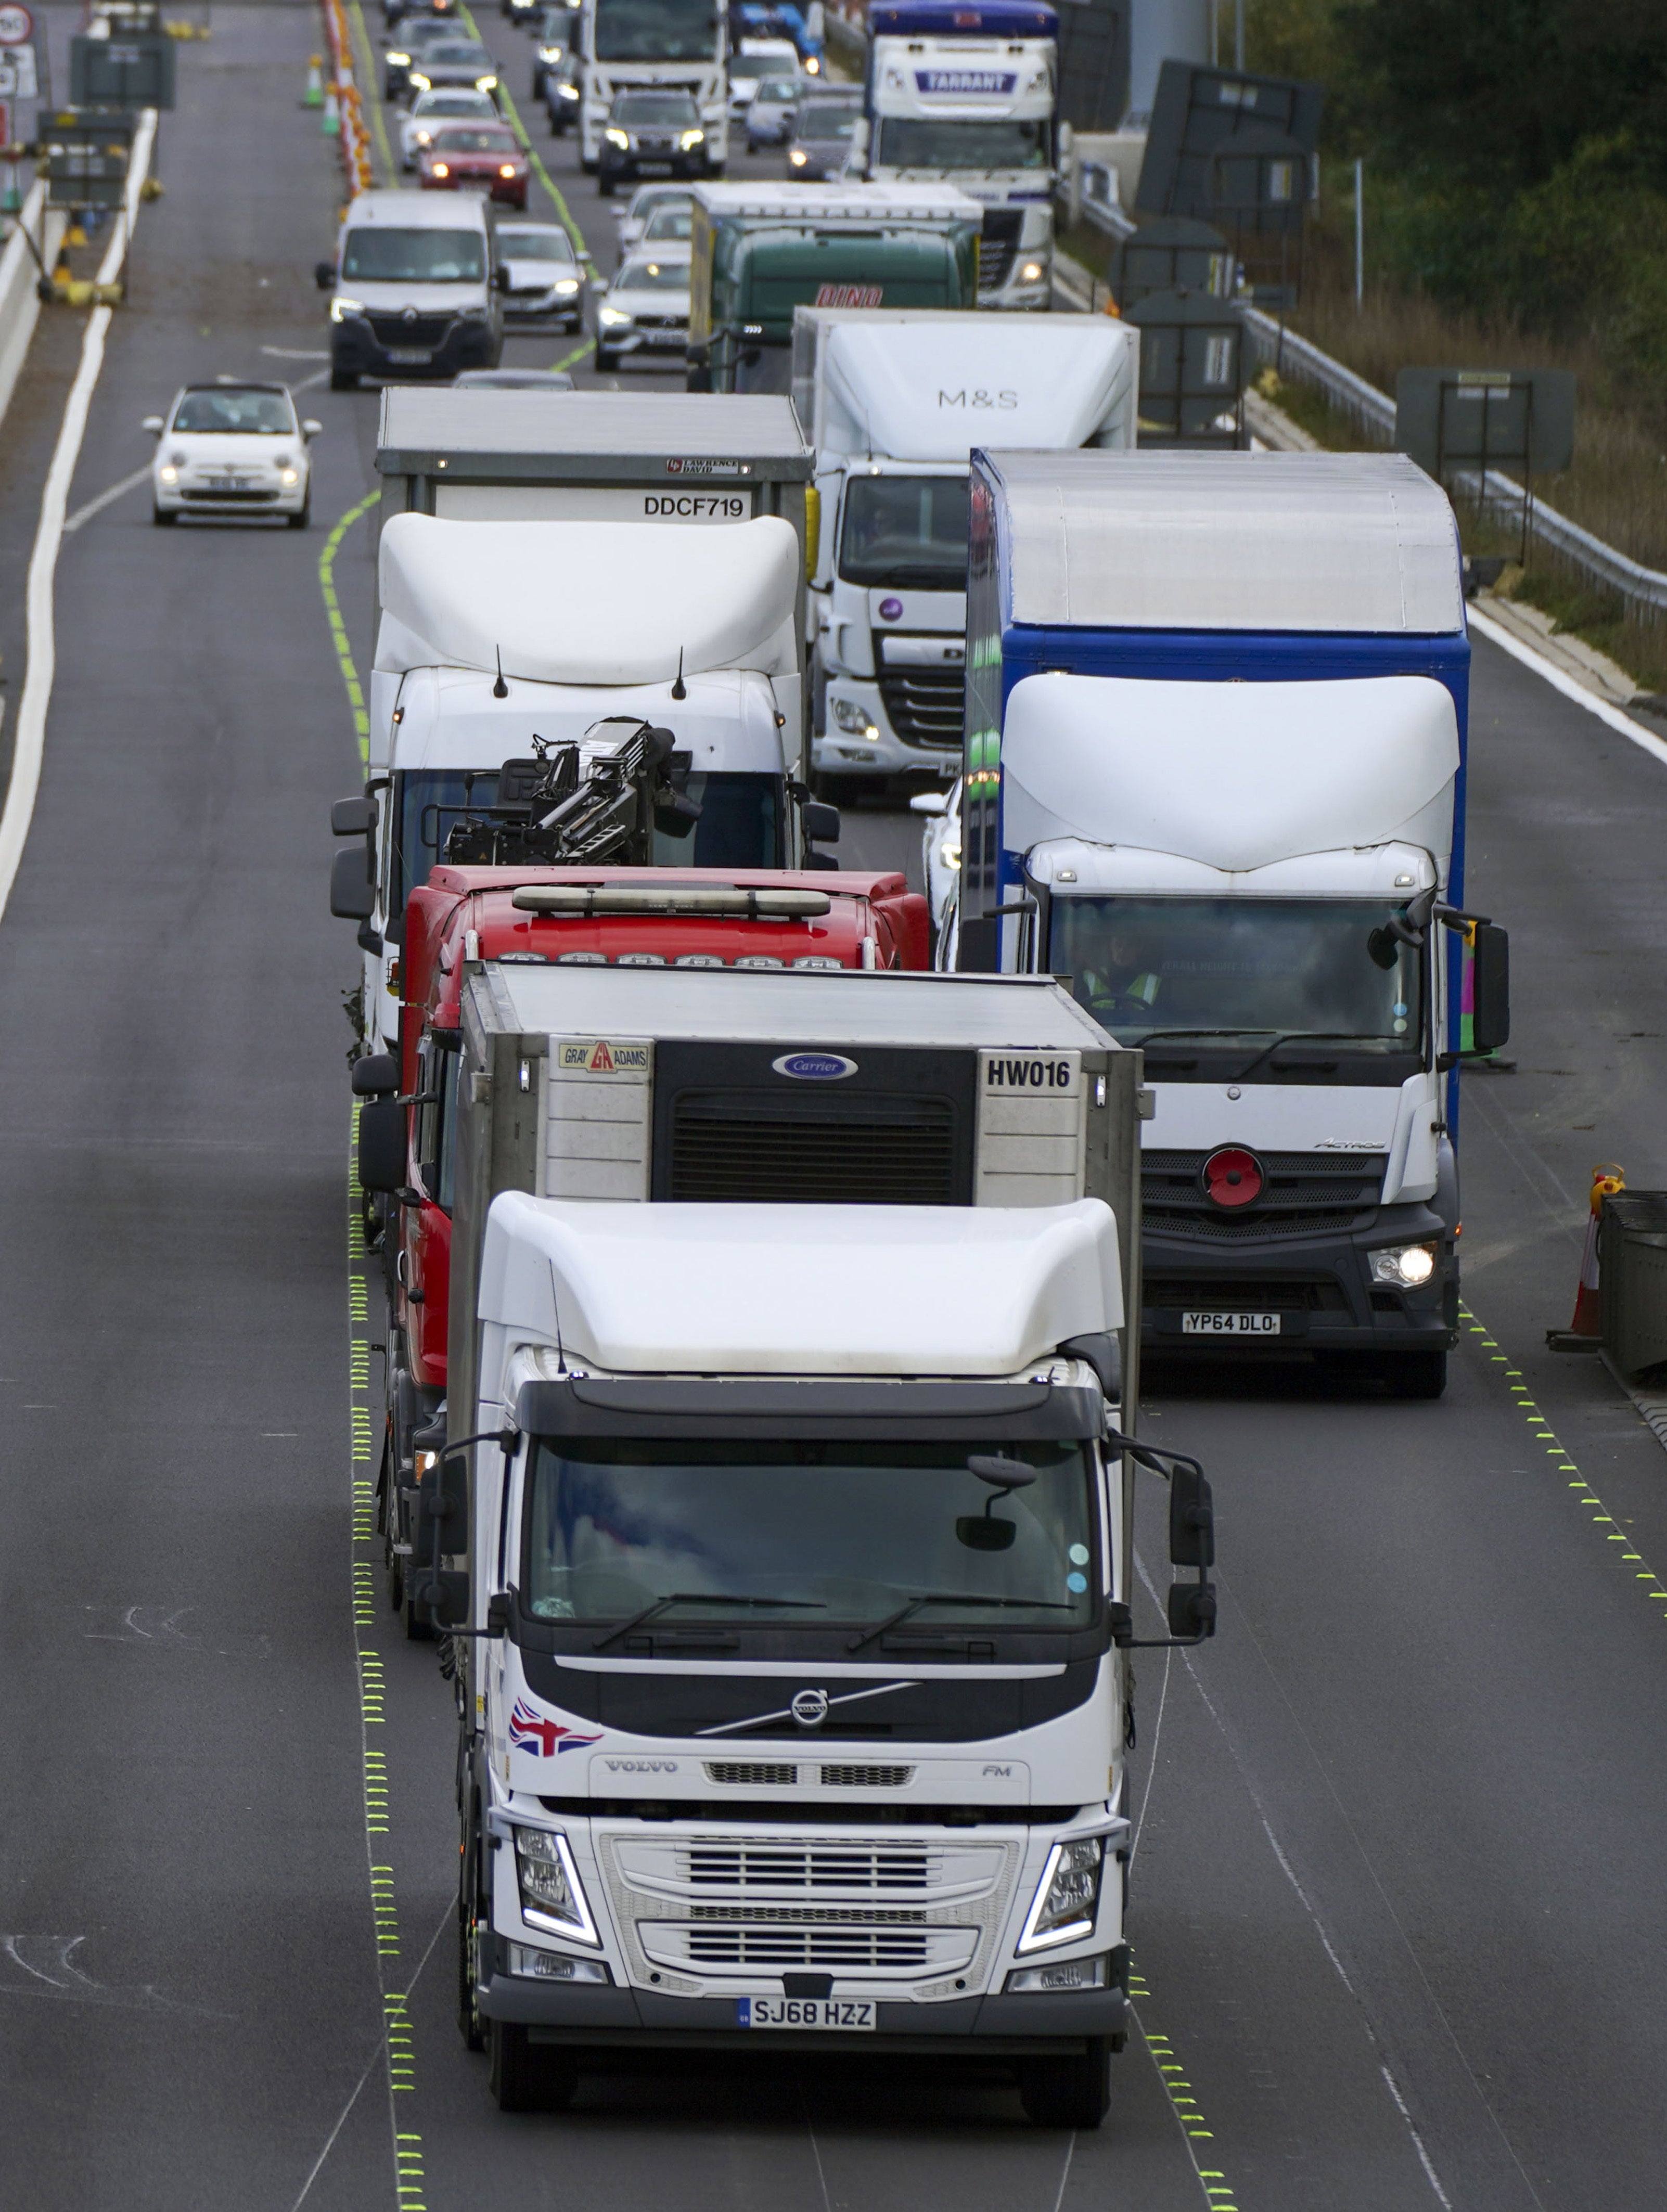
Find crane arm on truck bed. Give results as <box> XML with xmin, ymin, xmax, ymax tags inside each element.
<box><xmin>442</xmin><ymin>721</ymin><xmax>701</xmax><ymax>870</ymax></box>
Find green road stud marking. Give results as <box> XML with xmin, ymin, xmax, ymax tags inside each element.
<box><xmin>320</xmin><ymin>492</ymin><xmax>382</xmax><ymax>766</ymax></box>
<box><xmin>1132</xmin><ymin>1964</ymin><xmax>1240</xmax><ymax>2206</ymax></box>
<box><xmin>554</xmin><ymin>332</ymin><xmax>595</xmax><ymax>373</ymax></box>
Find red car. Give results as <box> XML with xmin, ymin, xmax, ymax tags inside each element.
<box><xmin>418</xmin><ymin>123</ymin><xmax>529</xmax><ymax>209</ymax></box>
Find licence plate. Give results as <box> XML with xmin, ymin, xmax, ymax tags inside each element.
<box><xmin>207</xmin><ymin>477</ymin><xmax>242</xmax><ymax>491</ymax></box>
<box><xmin>738</xmin><ymin>1997</ymin><xmax>876</xmax><ymax>2031</ymax></box>
<box><xmin>385</xmin><ymin>346</ymin><xmax>432</xmax><ymax>364</ymax></box>
<box><xmin>1182</xmin><ymin>1310</ymin><xmax>1281</xmax><ymax>1335</ymax></box>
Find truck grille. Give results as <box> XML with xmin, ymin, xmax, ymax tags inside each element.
<box><xmin>683</xmin><ymin>1926</ymin><xmax>930</xmax><ymax>1967</ymax></box>
<box><xmin>1145</xmin><ymin>1276</ymin><xmax>1350</xmax><ymax>1312</ymax></box>
<box><xmin>979</xmin><ymin>207</ymin><xmax>1023</xmax><ymax>291</ymax></box>
<box><xmin>703</xmin><ymin>1762</ymin><xmax>917</xmax><ymax>1787</ymax></box>
<box><xmin>1143</xmin><ymin>1150</ymin><xmax>1388</xmax><ymax>1244</ymax></box>
<box><xmin>669</xmin><ymin>1096</ymin><xmax>958</xmax><ymax>1203</ymax></box>
<box><xmin>876</xmin><ymin>664</ymin><xmax>964</xmax><ymax>748</ymax></box>
<box><xmin>684</xmin><ymin>1844</ymin><xmax>933</xmax><ymax>1889</ymax></box>
<box><xmin>366</xmin><ymin>312</ymin><xmax>452</xmax><ymax>348</ymax></box>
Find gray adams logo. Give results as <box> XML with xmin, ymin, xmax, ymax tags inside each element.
<box><xmin>790</xmin><ymin>1688</ymin><xmax>830</xmax><ymax>1729</ymax></box>
<box><xmin>772</xmin><ymin>1052</ymin><xmax>857</xmax><ymax>1081</ymax></box>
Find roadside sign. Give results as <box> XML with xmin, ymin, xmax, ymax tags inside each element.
<box><xmin>0</xmin><ymin>6</ymin><xmax>33</xmax><ymax>46</ymax></box>
<box><xmin>0</xmin><ymin>44</ymin><xmax>36</xmax><ymax>96</ymax></box>
<box><xmin>0</xmin><ymin>98</ymin><xmax>10</xmax><ymax>147</ymax></box>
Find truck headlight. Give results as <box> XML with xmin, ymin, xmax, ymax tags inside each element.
<box><xmin>1017</xmin><ymin>1837</ymin><xmax>1104</xmax><ymax>1953</ymax></box>
<box><xmin>329</xmin><ymin>294</ymin><xmax>367</xmax><ymax>322</ymax></box>
<box><xmin>597</xmin><ymin>304</ymin><xmax>632</xmax><ymax>325</ymax></box>
<box><xmin>514</xmin><ymin>1827</ymin><xmax>600</xmax><ymax>1944</ymax></box>
<box><xmin>504</xmin><ymin>1941</ymin><xmax>611</xmax><ymax>1983</ymax></box>
<box><xmin>605</xmin><ymin>127</ymin><xmax>629</xmax><ymax>147</ymax></box>
<box><xmin>1005</xmin><ymin>1952</ymin><xmax>1110</xmax><ymax>1992</ymax></box>
<box><xmin>1019</xmin><ymin>260</ymin><xmax>1044</xmax><ymax>283</ymax></box>
<box><xmin>803</xmin><ymin>54</ymin><xmax>819</xmax><ymax>71</ymax></box>
<box><xmin>1370</xmin><ymin>1241</ymin><xmax>1439</xmax><ymax>1288</ymax></box>
<box><xmin>832</xmin><ymin>697</ymin><xmax>879</xmax><ymax>738</ymax></box>
<box><xmin>788</xmin><ymin>147</ymin><xmax>807</xmax><ymax>165</ymax></box>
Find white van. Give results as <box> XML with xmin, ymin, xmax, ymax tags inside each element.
<box><xmin>316</xmin><ymin>189</ymin><xmax>503</xmax><ymax>390</ymax></box>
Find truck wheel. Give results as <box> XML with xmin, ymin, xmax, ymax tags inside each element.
<box><xmin>1387</xmin><ymin>1349</ymin><xmax>1447</xmax><ymax>1399</ymax></box>
<box><xmin>457</xmin><ymin>1840</ymin><xmax>486</xmax><ymax>2051</ymax></box>
<box><xmin>1019</xmin><ymin>2038</ymin><xmax>1112</xmax><ymax>2129</ymax></box>
<box><xmin>489</xmin><ymin>2023</ymin><xmax>578</xmax><ymax>2112</ymax></box>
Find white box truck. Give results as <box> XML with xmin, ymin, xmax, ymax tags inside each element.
<box><xmin>790</xmin><ymin>307</ymin><xmax>1137</xmax><ymax>788</ymax></box>
<box><xmin>378</xmin><ymin>963</ymin><xmax>1219</xmax><ymax>2124</ymax></box>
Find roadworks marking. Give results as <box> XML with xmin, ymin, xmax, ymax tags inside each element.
<box><xmin>350</xmin><ymin>1112</ymin><xmax>428</xmax><ymax>2210</ymax></box>
<box><xmin>1129</xmin><ymin>1963</ymin><xmax>1239</xmax><ymax>2210</ymax></box>
<box><xmin>346</xmin><ymin>0</ymin><xmax>397</xmax><ymax>182</ymax></box>
<box><xmin>1461</xmin><ymin>1305</ymin><xmax>1667</xmax><ymax>1613</ymax></box>
<box><xmin>319</xmin><ymin>490</ymin><xmax>381</xmax><ymax>767</ymax></box>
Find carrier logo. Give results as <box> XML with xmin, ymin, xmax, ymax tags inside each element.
<box><xmin>773</xmin><ymin>1052</ymin><xmax>857</xmax><ymax>1081</ymax></box>
<box><xmin>815</xmin><ymin>283</ymin><xmax>883</xmax><ymax>308</ymax></box>
<box><xmin>983</xmin><ymin>1054</ymin><xmax>1077</xmax><ymax>1091</ymax></box>
<box><xmin>508</xmin><ymin>1699</ymin><xmax>602</xmax><ymax>1757</ymax></box>
<box><xmin>603</xmin><ymin>1758</ymin><xmax>680</xmax><ymax>1774</ymax></box>
<box><xmin>916</xmin><ymin>68</ymin><xmax>1017</xmax><ymax>93</ymax></box>
<box><xmin>791</xmin><ymin>1688</ymin><xmax>830</xmax><ymax>1729</ymax></box>
<box><xmin>556</xmin><ymin>1038</ymin><xmax>650</xmax><ymax>1075</ymax></box>
<box><xmin>665</xmin><ymin>457</ymin><xmax>743</xmax><ymax>476</ymax></box>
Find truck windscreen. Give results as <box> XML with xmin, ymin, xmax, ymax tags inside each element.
<box><xmin>1049</xmin><ymin>896</ymin><xmax>1427</xmax><ymax>1050</ymax></box>
<box><xmin>839</xmin><ymin>473</ymin><xmax>969</xmax><ymax>591</ymax></box>
<box><xmin>876</xmin><ymin>117</ymin><xmax>1050</xmax><ymax>170</ymax></box>
<box><xmin>593</xmin><ymin>0</ymin><xmax>719</xmax><ymax>60</ymax></box>
<box><xmin>523</xmin><ymin>1437</ymin><xmax>1095</xmax><ymax>1628</ymax></box>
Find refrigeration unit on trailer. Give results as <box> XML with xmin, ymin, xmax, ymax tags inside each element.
<box><xmin>328</xmin><ymin>509</ymin><xmax>813</xmax><ymax>1052</ymax></box>
<box><xmin>791</xmin><ymin>306</ymin><xmax>1137</xmax><ymax>786</ymax></box>
<box><xmin>951</xmin><ymin>449</ymin><xmax>1509</xmax><ymax>1396</ymax></box>
<box><xmin>857</xmin><ymin>0</ymin><xmax>1064</xmax><ymax>309</ymax></box>
<box><xmin>354</xmin><ymin>863</ymin><xmax>931</xmax><ymax>1634</ymax></box>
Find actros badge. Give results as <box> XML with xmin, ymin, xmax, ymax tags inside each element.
<box><xmin>773</xmin><ymin>1053</ymin><xmax>857</xmax><ymax>1081</ymax></box>
<box><xmin>790</xmin><ymin>1688</ymin><xmax>830</xmax><ymax>1729</ymax></box>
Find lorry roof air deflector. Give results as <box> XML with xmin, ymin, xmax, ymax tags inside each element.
<box><xmin>375</xmin><ymin>388</ymin><xmax>813</xmax><ymax>474</ymax></box>
<box><xmin>480</xmin><ymin>1193</ymin><xmax>1122</xmax><ymax>1373</ymax></box>
<box><xmin>376</xmin><ymin>513</ymin><xmax>800</xmax><ymax>687</ymax></box>
<box><xmin>514</xmin><ymin>1376</ymin><xmax>1103</xmax><ymax>1440</ymax></box>
<box><xmin>1002</xmin><ymin>672</ymin><xmax>1459</xmax><ymax>874</ymax></box>
<box><xmin>980</xmin><ymin>451</ymin><xmax>1465</xmax><ymax>635</ymax></box>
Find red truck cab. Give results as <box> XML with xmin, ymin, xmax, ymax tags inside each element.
<box><xmin>375</xmin><ymin>864</ymin><xmax>928</xmax><ymax>1632</ymax></box>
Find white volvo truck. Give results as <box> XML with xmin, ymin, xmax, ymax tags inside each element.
<box><xmin>791</xmin><ymin>307</ymin><xmax>1137</xmax><ymax>788</ymax></box>
<box><xmin>579</xmin><ymin>0</ymin><xmax>729</xmax><ymax>174</ymax></box>
<box><xmin>384</xmin><ymin>962</ymin><xmax>1216</xmax><ymax>2124</ymax></box>
<box><xmin>856</xmin><ymin>0</ymin><xmax>1063</xmax><ymax>309</ymax></box>
<box><xmin>330</xmin><ymin>512</ymin><xmax>812</xmax><ymax>1053</ymax></box>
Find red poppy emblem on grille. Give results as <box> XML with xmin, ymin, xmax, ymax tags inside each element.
<box><xmin>1203</xmin><ymin>1146</ymin><xmax>1263</xmax><ymax>1208</ymax></box>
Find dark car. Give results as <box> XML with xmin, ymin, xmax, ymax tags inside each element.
<box><xmin>382</xmin><ymin>14</ymin><xmax>469</xmax><ymax>98</ymax></box>
<box><xmin>540</xmin><ymin>42</ymin><xmax>582</xmax><ymax>130</ymax></box>
<box><xmin>418</xmin><ymin>122</ymin><xmax>529</xmax><ymax>208</ymax></box>
<box><xmin>404</xmin><ymin>37</ymin><xmax>499</xmax><ymax>98</ymax></box>
<box><xmin>598</xmin><ymin>89</ymin><xmax>709</xmax><ymax>196</ymax></box>
<box><xmin>383</xmin><ymin>0</ymin><xmax>460</xmax><ymax>30</ymax></box>
<box><xmin>786</xmin><ymin>91</ymin><xmax>861</xmax><ymax>181</ymax></box>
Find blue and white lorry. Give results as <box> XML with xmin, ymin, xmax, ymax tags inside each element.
<box><xmin>947</xmin><ymin>449</ymin><xmax>1510</xmax><ymax>1397</ymax></box>
<box><xmin>854</xmin><ymin>0</ymin><xmax>1064</xmax><ymax>310</ymax></box>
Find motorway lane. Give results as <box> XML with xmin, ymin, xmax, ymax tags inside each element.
<box><xmin>5</xmin><ymin>12</ymin><xmax>1667</xmax><ymax>2206</ymax></box>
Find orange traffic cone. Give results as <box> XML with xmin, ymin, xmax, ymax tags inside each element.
<box><xmin>1547</xmin><ymin>1163</ymin><xmax>1625</xmax><ymax>1350</ymax></box>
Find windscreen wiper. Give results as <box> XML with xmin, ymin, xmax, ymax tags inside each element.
<box><xmin>1232</xmin><ymin>1031</ymin><xmax>1386</xmax><ymax>1081</ymax></box>
<box><xmin>846</xmin><ymin>1592</ymin><xmax>1071</xmax><ymax>1655</ymax></box>
<box><xmin>1126</xmin><ymin>1027</ymin><xmax>1280</xmax><ymax>1045</ymax></box>
<box><xmin>593</xmin><ymin>1592</ymin><xmax>825</xmax><ymax>1651</ymax></box>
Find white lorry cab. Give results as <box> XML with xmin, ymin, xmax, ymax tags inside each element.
<box><xmin>334</xmin><ymin>512</ymin><xmax>810</xmax><ymax>1052</ymax></box>
<box><xmin>394</xmin><ymin>961</ymin><xmax>1216</xmax><ymax>2123</ymax></box>
<box><xmin>579</xmin><ymin>0</ymin><xmax>729</xmax><ymax>175</ymax></box>
<box><xmin>857</xmin><ymin>0</ymin><xmax>1063</xmax><ymax>308</ymax></box>
<box><xmin>792</xmin><ymin>307</ymin><xmax>1137</xmax><ymax>788</ymax></box>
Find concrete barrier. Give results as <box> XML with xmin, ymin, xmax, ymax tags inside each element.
<box><xmin>0</xmin><ymin>183</ymin><xmax>70</xmax><ymax>434</ymax></box>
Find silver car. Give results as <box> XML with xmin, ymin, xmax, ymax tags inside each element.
<box><xmin>614</xmin><ymin>182</ymin><xmax>691</xmax><ymax>253</ymax></box>
<box><xmin>496</xmin><ymin>220</ymin><xmax>585</xmax><ymax>330</ymax></box>
<box><xmin>746</xmin><ymin>72</ymin><xmax>800</xmax><ymax>150</ymax></box>
<box><xmin>400</xmin><ymin>85</ymin><xmax>498</xmax><ymax>168</ymax></box>
<box><xmin>594</xmin><ymin>248</ymin><xmax>692</xmax><ymax>373</ymax></box>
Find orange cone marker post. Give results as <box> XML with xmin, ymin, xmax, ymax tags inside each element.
<box><xmin>1547</xmin><ymin>1163</ymin><xmax>1625</xmax><ymax>1350</ymax></box>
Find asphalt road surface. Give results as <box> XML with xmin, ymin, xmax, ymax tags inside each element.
<box><xmin>1</xmin><ymin>9</ymin><xmax>1665</xmax><ymax>2209</ymax></box>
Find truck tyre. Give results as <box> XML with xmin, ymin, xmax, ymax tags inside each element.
<box><xmin>457</xmin><ymin>1831</ymin><xmax>487</xmax><ymax>2051</ymax></box>
<box><xmin>489</xmin><ymin>2022</ymin><xmax>578</xmax><ymax>2112</ymax></box>
<box><xmin>1387</xmin><ymin>1349</ymin><xmax>1447</xmax><ymax>1399</ymax></box>
<box><xmin>1019</xmin><ymin>2038</ymin><xmax>1112</xmax><ymax>2129</ymax></box>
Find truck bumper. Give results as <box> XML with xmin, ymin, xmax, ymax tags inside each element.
<box><xmin>1142</xmin><ymin>1206</ymin><xmax>1459</xmax><ymax>1356</ymax></box>
<box><xmin>814</xmin><ymin>673</ymin><xmax>960</xmax><ymax>781</ymax></box>
<box><xmin>481</xmin><ymin>1972</ymin><xmax>1126</xmax><ymax>2054</ymax></box>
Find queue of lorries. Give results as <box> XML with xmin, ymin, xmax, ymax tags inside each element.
<box><xmin>311</xmin><ymin>0</ymin><xmax>1510</xmax><ymax>2138</ymax></box>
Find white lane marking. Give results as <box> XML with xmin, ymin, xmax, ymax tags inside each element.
<box><xmin>262</xmin><ymin>344</ymin><xmax>329</xmax><ymax>360</ymax></box>
<box><xmin>1467</xmin><ymin>602</ymin><xmax>1667</xmax><ymax>771</ymax></box>
<box><xmin>0</xmin><ymin>108</ymin><xmax>157</xmax><ymax>930</ymax></box>
<box><xmin>63</xmin><ymin>463</ymin><xmax>149</xmax><ymax>534</ymax></box>
<box><xmin>1048</xmin><ymin>2130</ymin><xmax>1076</xmax><ymax>2211</ymax></box>
<box><xmin>62</xmin><ymin>369</ymin><xmax>328</xmax><ymax>536</ymax></box>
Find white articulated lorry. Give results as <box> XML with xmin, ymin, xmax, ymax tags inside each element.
<box><xmin>579</xmin><ymin>0</ymin><xmax>729</xmax><ymax>174</ymax></box>
<box><xmin>329</xmin><ymin>510</ymin><xmax>820</xmax><ymax>1053</ymax></box>
<box><xmin>388</xmin><ymin>963</ymin><xmax>1217</xmax><ymax>2123</ymax></box>
<box><xmin>856</xmin><ymin>0</ymin><xmax>1064</xmax><ymax>310</ymax></box>
<box><xmin>790</xmin><ymin>307</ymin><xmax>1137</xmax><ymax>787</ymax></box>
<box><xmin>950</xmin><ymin>449</ymin><xmax>1511</xmax><ymax>1397</ymax></box>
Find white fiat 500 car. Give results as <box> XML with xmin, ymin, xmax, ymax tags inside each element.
<box><xmin>144</xmin><ymin>381</ymin><xmax>320</xmax><ymax>527</ymax></box>
<box><xmin>401</xmin><ymin>86</ymin><xmax>500</xmax><ymax>169</ymax></box>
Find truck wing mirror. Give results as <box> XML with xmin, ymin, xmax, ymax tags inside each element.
<box><xmin>409</xmin><ymin>1430</ymin><xmax>519</xmax><ymax>1636</ymax></box>
<box><xmin>909</xmin><ymin>790</ymin><xmax>949</xmax><ymax>817</ymax></box>
<box><xmin>802</xmin><ymin>799</ymin><xmax>840</xmax><ymax>845</ymax></box>
<box><xmin>1105</xmin><ymin>1435</ymin><xmax>1219</xmax><ymax>1650</ymax></box>
<box><xmin>351</xmin><ymin>1052</ymin><xmax>400</xmax><ymax>1098</ymax></box>
<box><xmin>332</xmin><ymin>794</ymin><xmax>377</xmax><ymax>837</ymax></box>
<box><xmin>356</xmin><ymin>1096</ymin><xmax>407</xmax><ymax>1195</ymax></box>
<box><xmin>1168</xmin><ymin>1462</ymin><xmax>1214</xmax><ymax>1569</ymax></box>
<box><xmin>1469</xmin><ymin>923</ymin><xmax>1510</xmax><ymax>1055</ymax></box>
<box><xmin>330</xmin><ymin>844</ymin><xmax>375</xmax><ymax>921</ymax></box>
<box><xmin>315</xmin><ymin>260</ymin><xmax>336</xmax><ymax>290</ymax></box>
